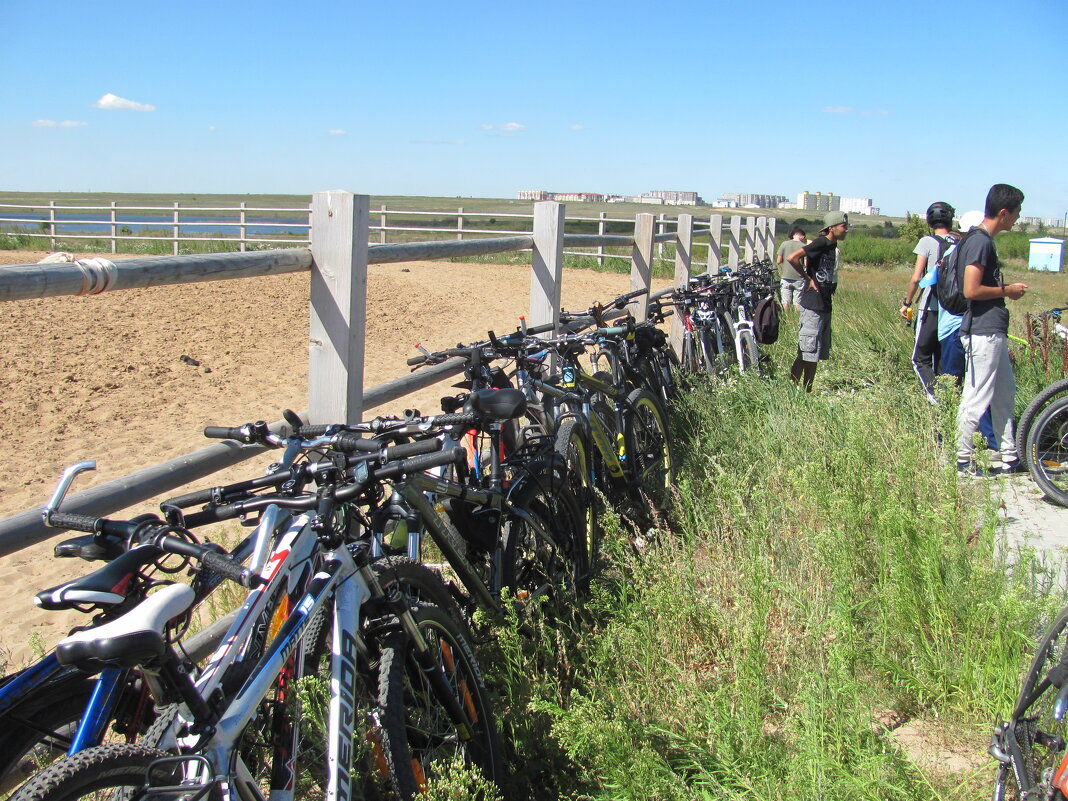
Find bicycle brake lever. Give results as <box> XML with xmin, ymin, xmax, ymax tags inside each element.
<box><xmin>43</xmin><ymin>461</ymin><xmax>97</xmax><ymax>524</ymax></box>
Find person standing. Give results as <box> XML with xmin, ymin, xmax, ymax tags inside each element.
<box><xmin>776</xmin><ymin>226</ymin><xmax>808</xmax><ymax>311</ymax></box>
<box><xmin>901</xmin><ymin>202</ymin><xmax>955</xmax><ymax>401</ymax></box>
<box><xmin>786</xmin><ymin>211</ymin><xmax>849</xmax><ymax>391</ymax></box>
<box><xmin>955</xmin><ymin>184</ymin><xmax>1028</xmax><ymax>475</ymax></box>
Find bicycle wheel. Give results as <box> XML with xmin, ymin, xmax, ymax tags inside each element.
<box><xmin>1027</xmin><ymin>395</ymin><xmax>1068</xmax><ymax>507</ymax></box>
<box><xmin>623</xmin><ymin>389</ymin><xmax>675</xmax><ymax>512</ymax></box>
<box><xmin>501</xmin><ymin>472</ymin><xmax>588</xmax><ymax>603</ymax></box>
<box><xmin>372</xmin><ymin>555</ymin><xmax>470</xmax><ymax>640</ymax></box>
<box><xmin>738</xmin><ymin>332</ymin><xmax>760</xmax><ymax>375</ymax></box>
<box><xmin>375</xmin><ymin>603</ymin><xmax>503</xmax><ymax>800</ymax></box>
<box><xmin>8</xmin><ymin>743</ymin><xmax>178</xmax><ymax>801</ymax></box>
<box><xmin>1019</xmin><ymin>378</ymin><xmax>1068</xmax><ymax>465</ymax></box>
<box><xmin>994</xmin><ymin>608</ymin><xmax>1068</xmax><ymax>801</ymax></box>
<box><xmin>553</xmin><ymin>418</ymin><xmax>598</xmax><ymax>580</ymax></box>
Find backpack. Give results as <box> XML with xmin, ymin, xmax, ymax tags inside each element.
<box><xmin>753</xmin><ymin>294</ymin><xmax>780</xmax><ymax>345</ymax></box>
<box><xmin>934</xmin><ymin>230</ymin><xmax>977</xmax><ymax>317</ymax></box>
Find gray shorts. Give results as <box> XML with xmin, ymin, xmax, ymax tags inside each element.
<box><xmin>780</xmin><ymin>278</ymin><xmax>805</xmax><ymax>309</ymax></box>
<box><xmin>797</xmin><ymin>307</ymin><xmax>832</xmax><ymax>362</ymax></box>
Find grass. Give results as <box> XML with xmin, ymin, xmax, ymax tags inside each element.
<box><xmin>457</xmin><ymin>259</ymin><xmax>1068</xmax><ymax>800</ymax></box>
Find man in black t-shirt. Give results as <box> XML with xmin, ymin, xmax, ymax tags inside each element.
<box><xmin>955</xmin><ymin>183</ymin><xmax>1028</xmax><ymax>475</ymax></box>
<box><xmin>786</xmin><ymin>210</ymin><xmax>849</xmax><ymax>391</ymax></box>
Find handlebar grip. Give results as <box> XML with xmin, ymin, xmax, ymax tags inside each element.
<box><xmin>407</xmin><ymin>354</ymin><xmax>428</xmax><ymax>366</ymax></box>
<box><xmin>332</xmin><ymin>432</ymin><xmax>380</xmax><ymax>453</ymax></box>
<box><xmin>297</xmin><ymin>424</ymin><xmax>332</xmax><ymax>438</ymax></box>
<box><xmin>615</xmin><ymin>288</ymin><xmax>649</xmax><ymax>307</ymax></box>
<box><xmin>374</xmin><ymin>447</ymin><xmax>466</xmax><ymax>480</ymax></box>
<box><xmin>384</xmin><ymin>438</ymin><xmax>442</xmax><ymax>461</ymax></box>
<box><xmin>45</xmin><ymin>511</ymin><xmax>99</xmax><ymax>533</ymax></box>
<box><xmin>165</xmin><ymin>488</ymin><xmax>214</xmax><ymax>509</ymax></box>
<box><xmin>525</xmin><ymin>321</ymin><xmax>556</xmax><ymax>335</ymax></box>
<box><xmin>204</xmin><ymin>426</ymin><xmax>248</xmax><ymax>441</ymax></box>
<box><xmin>430</xmin><ymin>412</ymin><xmax>479</xmax><ymax>427</ymax></box>
<box><xmin>201</xmin><ymin>550</ymin><xmax>260</xmax><ymax>588</ymax></box>
<box><xmin>596</xmin><ymin>326</ymin><xmax>627</xmax><ymax>337</ymax></box>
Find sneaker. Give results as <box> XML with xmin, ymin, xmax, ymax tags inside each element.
<box><xmin>956</xmin><ymin>461</ymin><xmax>989</xmax><ymax>478</ymax></box>
<box><xmin>993</xmin><ymin>459</ymin><xmax>1027</xmax><ymax>477</ymax></box>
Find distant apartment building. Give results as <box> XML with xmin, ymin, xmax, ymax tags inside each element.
<box><xmin>516</xmin><ymin>190</ymin><xmax>604</xmax><ymax>202</ymax></box>
<box><xmin>841</xmin><ymin>197</ymin><xmax>879</xmax><ymax>216</ymax></box>
<box><xmin>797</xmin><ymin>191</ymin><xmax>841</xmax><ymax>212</ymax></box>
<box><xmin>718</xmin><ymin>193</ymin><xmax>788</xmax><ymax>209</ymax></box>
<box><xmin>645</xmin><ymin>190</ymin><xmax>701</xmax><ymax>206</ymax></box>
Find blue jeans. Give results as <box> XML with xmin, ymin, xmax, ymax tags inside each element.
<box><xmin>940</xmin><ymin>330</ymin><xmax>998</xmax><ymax>450</ymax></box>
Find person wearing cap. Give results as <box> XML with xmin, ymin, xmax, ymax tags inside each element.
<box><xmin>786</xmin><ymin>210</ymin><xmax>849</xmax><ymax>391</ymax></box>
<box><xmin>955</xmin><ymin>183</ymin><xmax>1028</xmax><ymax>476</ymax></box>
<box><xmin>775</xmin><ymin>226</ymin><xmax>808</xmax><ymax>311</ymax></box>
<box><xmin>901</xmin><ymin>202</ymin><xmax>955</xmax><ymax>402</ymax></box>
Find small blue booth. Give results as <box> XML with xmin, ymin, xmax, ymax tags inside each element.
<box><xmin>1029</xmin><ymin>237</ymin><xmax>1064</xmax><ymax>272</ymax></box>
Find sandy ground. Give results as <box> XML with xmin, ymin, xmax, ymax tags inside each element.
<box><xmin>0</xmin><ymin>248</ymin><xmax>668</xmax><ymax>666</ymax></box>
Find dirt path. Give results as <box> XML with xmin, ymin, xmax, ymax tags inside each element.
<box><xmin>0</xmin><ymin>248</ymin><xmax>668</xmax><ymax>665</ymax></box>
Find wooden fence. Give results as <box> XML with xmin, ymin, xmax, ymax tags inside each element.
<box><xmin>0</xmin><ymin>200</ymin><xmax>777</xmax><ymax>269</ymax></box>
<box><xmin>0</xmin><ymin>192</ymin><xmax>775</xmax><ymax>557</ymax></box>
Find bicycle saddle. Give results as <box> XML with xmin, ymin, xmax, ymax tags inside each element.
<box><xmin>55</xmin><ymin>582</ymin><xmax>194</xmax><ymax>671</ymax></box>
<box><xmin>467</xmin><ymin>388</ymin><xmax>527</xmax><ymax>420</ymax></box>
<box><xmin>34</xmin><ymin>544</ymin><xmax>164</xmax><ymax>611</ymax></box>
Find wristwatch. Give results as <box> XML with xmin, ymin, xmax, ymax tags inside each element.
<box><xmin>901</xmin><ymin>298</ymin><xmax>912</xmax><ymax>307</ymax></box>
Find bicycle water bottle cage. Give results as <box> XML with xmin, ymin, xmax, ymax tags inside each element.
<box><xmin>466</xmin><ymin>388</ymin><xmax>527</xmax><ymax>421</ymax></box>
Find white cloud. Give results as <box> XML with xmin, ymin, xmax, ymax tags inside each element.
<box><xmin>61</xmin><ymin>120</ymin><xmax>87</xmax><ymax>127</ymax></box>
<box><xmin>207</xmin><ymin>125</ymin><xmax>217</xmax><ymax>132</ymax></box>
<box><xmin>93</xmin><ymin>93</ymin><xmax>156</xmax><ymax>112</ymax></box>
<box><xmin>570</xmin><ymin>124</ymin><xmax>585</xmax><ymax>131</ymax></box>
<box><xmin>481</xmin><ymin>122</ymin><xmax>525</xmax><ymax>131</ymax></box>
<box><xmin>33</xmin><ymin>119</ymin><xmax>87</xmax><ymax>128</ymax></box>
<box><xmin>327</xmin><ymin>129</ymin><xmax>346</xmax><ymax>136</ymax></box>
<box><xmin>822</xmin><ymin>106</ymin><xmax>853</xmax><ymax>114</ymax></box>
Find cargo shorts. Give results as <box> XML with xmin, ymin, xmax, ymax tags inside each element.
<box><xmin>797</xmin><ymin>307</ymin><xmax>832</xmax><ymax>362</ymax></box>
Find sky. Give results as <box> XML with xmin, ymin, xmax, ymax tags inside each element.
<box><xmin>2</xmin><ymin>0</ymin><xmax>1066</xmax><ymax>219</ymax></box>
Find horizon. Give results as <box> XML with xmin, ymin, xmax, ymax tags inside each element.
<box><xmin>2</xmin><ymin>0</ymin><xmax>1065</xmax><ymax>219</ymax></box>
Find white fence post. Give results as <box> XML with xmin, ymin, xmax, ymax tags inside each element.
<box><xmin>110</xmin><ymin>201</ymin><xmax>117</xmax><ymax>254</ymax></box>
<box><xmin>755</xmin><ymin>216</ymin><xmax>767</xmax><ymax>259</ymax></box>
<box><xmin>728</xmin><ymin>215</ymin><xmax>741</xmax><ymax>269</ymax></box>
<box><xmin>380</xmin><ymin>204</ymin><xmax>387</xmax><ymax>244</ymax></box>
<box><xmin>308</xmin><ymin>190</ymin><xmax>369</xmax><ymax>425</ymax></box>
<box><xmin>597</xmin><ymin>211</ymin><xmax>606</xmax><ymax>266</ymax></box>
<box><xmin>631</xmin><ymin>213</ymin><xmax>654</xmax><ymax>320</ymax></box>
<box><xmin>457</xmin><ymin>207</ymin><xmax>464</xmax><ymax>241</ymax></box>
<box><xmin>48</xmin><ymin>201</ymin><xmax>56</xmax><ymax>251</ymax></box>
<box><xmin>744</xmin><ymin>216</ymin><xmax>756</xmax><ymax>263</ymax></box>
<box><xmin>671</xmin><ymin>213</ymin><xmax>693</xmax><ymax>355</ymax></box>
<box><xmin>172</xmin><ymin>202</ymin><xmax>180</xmax><ymax>256</ymax></box>
<box><xmin>709</xmin><ymin>213</ymin><xmax>722</xmax><ymax>274</ymax></box>
<box><xmin>530</xmin><ymin>201</ymin><xmax>565</xmax><ymax>332</ymax></box>
<box><xmin>239</xmin><ymin>202</ymin><xmax>247</xmax><ymax>253</ymax></box>
<box><xmin>767</xmin><ymin>217</ymin><xmax>777</xmax><ymax>261</ymax></box>
<box><xmin>656</xmin><ymin>212</ymin><xmax>667</xmax><ymax>261</ymax></box>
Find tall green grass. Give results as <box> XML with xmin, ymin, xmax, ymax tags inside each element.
<box><xmin>466</xmin><ymin>266</ymin><xmax>1067</xmax><ymax>801</ymax></box>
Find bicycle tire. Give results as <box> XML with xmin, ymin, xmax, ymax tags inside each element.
<box><xmin>1027</xmin><ymin>395</ymin><xmax>1068</xmax><ymax>507</ymax></box>
<box><xmin>553</xmin><ymin>418</ymin><xmax>598</xmax><ymax>579</ymax></box>
<box><xmin>1019</xmin><ymin>378</ymin><xmax>1068</xmax><ymax>467</ymax></box>
<box><xmin>994</xmin><ymin>607</ymin><xmax>1068</xmax><ymax>801</ymax></box>
<box><xmin>8</xmin><ymin>743</ymin><xmax>177</xmax><ymax>801</ymax></box>
<box><xmin>375</xmin><ymin>603</ymin><xmax>503</xmax><ymax>800</ymax></box>
<box><xmin>501</xmin><ymin>471</ymin><xmax>588</xmax><ymax>603</ymax></box>
<box><xmin>739</xmin><ymin>332</ymin><xmax>760</xmax><ymax>375</ymax></box>
<box><xmin>623</xmin><ymin>389</ymin><xmax>675</xmax><ymax>512</ymax></box>
<box><xmin>371</xmin><ymin>555</ymin><xmax>470</xmax><ymax>640</ymax></box>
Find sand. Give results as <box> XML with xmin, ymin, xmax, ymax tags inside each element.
<box><xmin>0</xmin><ymin>248</ymin><xmax>668</xmax><ymax>667</ymax></box>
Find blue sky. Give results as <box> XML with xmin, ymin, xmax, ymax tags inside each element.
<box><xmin>2</xmin><ymin>0</ymin><xmax>1065</xmax><ymax>218</ymax></box>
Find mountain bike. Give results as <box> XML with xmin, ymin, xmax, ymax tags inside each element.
<box><xmin>14</xmin><ymin>427</ymin><xmax>502</xmax><ymax>801</ymax></box>
<box><xmin>990</xmin><ymin>606</ymin><xmax>1068</xmax><ymax>800</ymax></box>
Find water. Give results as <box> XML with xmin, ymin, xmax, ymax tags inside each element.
<box><xmin>0</xmin><ymin>212</ymin><xmax>309</xmax><ymax>238</ymax></box>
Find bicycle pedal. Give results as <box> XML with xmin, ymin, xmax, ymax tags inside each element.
<box><xmin>144</xmin><ymin>754</ymin><xmax>216</xmax><ymax>800</ymax></box>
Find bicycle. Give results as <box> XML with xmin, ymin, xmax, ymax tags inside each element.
<box><xmin>14</xmin><ymin>425</ymin><xmax>502</xmax><ymax>801</ymax></box>
<box><xmin>990</xmin><ymin>605</ymin><xmax>1068</xmax><ymax>800</ymax></box>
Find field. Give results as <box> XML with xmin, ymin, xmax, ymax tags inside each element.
<box><xmin>2</xmin><ymin>237</ymin><xmax>1068</xmax><ymax>799</ymax></box>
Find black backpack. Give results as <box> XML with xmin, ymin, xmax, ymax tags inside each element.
<box><xmin>753</xmin><ymin>294</ymin><xmax>780</xmax><ymax>345</ymax></box>
<box><xmin>935</xmin><ymin>230</ymin><xmax>977</xmax><ymax>316</ymax></box>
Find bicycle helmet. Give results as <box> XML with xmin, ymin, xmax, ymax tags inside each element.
<box><xmin>926</xmin><ymin>201</ymin><xmax>955</xmax><ymax>228</ymax></box>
